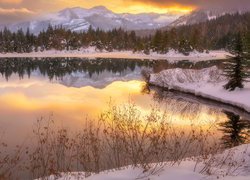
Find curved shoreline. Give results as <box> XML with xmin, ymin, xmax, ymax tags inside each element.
<box><xmin>149</xmin><ymin>85</ymin><xmax>250</xmax><ymax>119</ymax></box>
<box><xmin>149</xmin><ymin>83</ymin><xmax>250</xmax><ymax>114</ymax></box>
<box><xmin>0</xmin><ymin>50</ymin><xmax>230</xmax><ymax>62</ymax></box>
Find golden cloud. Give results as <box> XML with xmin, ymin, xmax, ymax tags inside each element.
<box><xmin>0</xmin><ymin>7</ymin><xmax>34</xmax><ymax>15</ymax></box>
<box><xmin>0</xmin><ymin>0</ymin><xmax>22</xmax><ymax>4</ymax></box>
<box><xmin>133</xmin><ymin>0</ymin><xmax>250</xmax><ymax>11</ymax></box>
<box><xmin>1</xmin><ymin>0</ymin><xmax>249</xmax><ymax>23</ymax></box>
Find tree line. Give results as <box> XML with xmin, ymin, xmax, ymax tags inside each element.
<box><xmin>0</xmin><ymin>12</ymin><xmax>250</xmax><ymax>55</ymax></box>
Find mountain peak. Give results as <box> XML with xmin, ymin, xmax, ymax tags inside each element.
<box><xmin>60</xmin><ymin>7</ymin><xmax>84</xmax><ymax>12</ymax></box>
<box><xmin>90</xmin><ymin>6</ymin><xmax>110</xmax><ymax>11</ymax></box>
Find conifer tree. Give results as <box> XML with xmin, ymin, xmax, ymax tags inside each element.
<box><xmin>151</xmin><ymin>30</ymin><xmax>164</xmax><ymax>53</ymax></box>
<box><xmin>223</xmin><ymin>33</ymin><xmax>250</xmax><ymax>91</ymax></box>
<box><xmin>178</xmin><ymin>38</ymin><xmax>192</xmax><ymax>56</ymax></box>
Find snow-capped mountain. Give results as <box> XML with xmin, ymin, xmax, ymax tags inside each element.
<box><xmin>169</xmin><ymin>10</ymin><xmax>227</xmax><ymax>26</ymax></box>
<box><xmin>1</xmin><ymin>6</ymin><xmax>181</xmax><ymax>34</ymax></box>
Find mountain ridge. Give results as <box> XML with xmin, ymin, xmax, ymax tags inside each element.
<box><xmin>1</xmin><ymin>6</ymin><xmax>247</xmax><ymax>35</ymax></box>
<box><xmin>0</xmin><ymin>6</ymin><xmax>182</xmax><ymax>34</ymax></box>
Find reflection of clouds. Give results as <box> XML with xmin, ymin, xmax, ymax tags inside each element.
<box><xmin>0</xmin><ymin>76</ymin><xmax>226</xmax><ymax>128</ymax></box>
<box><xmin>0</xmin><ymin>72</ymin><xmax>48</xmax><ymax>89</ymax></box>
<box><xmin>0</xmin><ymin>79</ymin><xmax>146</xmax><ymax>116</ymax></box>
<box><xmin>0</xmin><ymin>77</ymin><xmax>229</xmax><ymax>147</ymax></box>
<box><xmin>0</xmin><ymin>81</ymin><xmax>43</xmax><ymax>88</ymax></box>
<box><xmin>0</xmin><ymin>79</ymin><xmax>149</xmax><ymax>145</ymax></box>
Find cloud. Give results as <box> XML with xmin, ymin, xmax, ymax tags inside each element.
<box><xmin>0</xmin><ymin>8</ymin><xmax>34</xmax><ymax>14</ymax></box>
<box><xmin>133</xmin><ymin>0</ymin><xmax>250</xmax><ymax>11</ymax></box>
<box><xmin>0</xmin><ymin>0</ymin><xmax>250</xmax><ymax>24</ymax></box>
<box><xmin>0</xmin><ymin>7</ymin><xmax>34</xmax><ymax>24</ymax></box>
<box><xmin>0</xmin><ymin>0</ymin><xmax>22</xmax><ymax>4</ymax></box>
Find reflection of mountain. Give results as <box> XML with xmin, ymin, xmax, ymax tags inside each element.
<box><xmin>0</xmin><ymin>58</ymin><xmax>153</xmax><ymax>81</ymax></box>
<box><xmin>0</xmin><ymin>58</ymin><xmax>225</xmax><ymax>82</ymax></box>
<box><xmin>57</xmin><ymin>68</ymin><xmax>142</xmax><ymax>89</ymax></box>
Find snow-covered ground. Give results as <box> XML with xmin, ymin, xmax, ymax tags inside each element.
<box><xmin>41</xmin><ymin>144</ymin><xmax>250</xmax><ymax>180</ymax></box>
<box><xmin>0</xmin><ymin>48</ymin><xmax>230</xmax><ymax>62</ymax></box>
<box><xmin>149</xmin><ymin>66</ymin><xmax>250</xmax><ymax>113</ymax></box>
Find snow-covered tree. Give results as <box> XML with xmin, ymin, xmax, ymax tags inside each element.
<box><xmin>223</xmin><ymin>33</ymin><xmax>250</xmax><ymax>91</ymax></box>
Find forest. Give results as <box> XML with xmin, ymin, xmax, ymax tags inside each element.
<box><xmin>0</xmin><ymin>12</ymin><xmax>250</xmax><ymax>55</ymax></box>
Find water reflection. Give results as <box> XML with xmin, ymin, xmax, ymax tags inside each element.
<box><xmin>0</xmin><ymin>58</ymin><xmax>153</xmax><ymax>81</ymax></box>
<box><xmin>0</xmin><ymin>57</ymin><xmax>224</xmax><ymax>82</ymax></box>
<box><xmin>0</xmin><ymin>58</ymin><xmax>250</xmax><ymax>179</ymax></box>
<box><xmin>219</xmin><ymin>111</ymin><xmax>250</xmax><ymax>148</ymax></box>
<box><xmin>0</xmin><ymin>58</ymin><xmax>249</xmax><ymax>147</ymax></box>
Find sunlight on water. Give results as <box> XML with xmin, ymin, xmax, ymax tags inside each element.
<box><xmin>0</xmin><ymin>58</ymin><xmax>248</xmax><ymax>148</ymax></box>
<box><xmin>0</xmin><ymin>76</ymin><xmax>227</xmax><ymax>146</ymax></box>
<box><xmin>0</xmin><ymin>58</ymin><xmax>249</xmax><ymax>179</ymax></box>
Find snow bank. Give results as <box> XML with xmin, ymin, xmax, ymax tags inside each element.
<box><xmin>150</xmin><ymin>66</ymin><xmax>225</xmax><ymax>85</ymax></box>
<box><xmin>40</xmin><ymin>144</ymin><xmax>250</xmax><ymax>180</ymax></box>
<box><xmin>41</xmin><ymin>166</ymin><xmax>203</xmax><ymax>180</ymax></box>
<box><xmin>149</xmin><ymin>66</ymin><xmax>250</xmax><ymax>113</ymax></box>
<box><xmin>0</xmin><ymin>48</ymin><xmax>230</xmax><ymax>62</ymax></box>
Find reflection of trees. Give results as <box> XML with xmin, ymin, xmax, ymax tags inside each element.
<box><xmin>140</xmin><ymin>83</ymin><xmax>151</xmax><ymax>95</ymax></box>
<box><xmin>0</xmin><ymin>58</ymin><xmax>154</xmax><ymax>81</ymax></box>
<box><xmin>0</xmin><ymin>58</ymin><xmax>226</xmax><ymax>81</ymax></box>
<box><xmin>219</xmin><ymin>111</ymin><xmax>250</xmax><ymax>148</ymax></box>
<box><xmin>150</xmin><ymin>87</ymin><xmax>222</xmax><ymax>125</ymax></box>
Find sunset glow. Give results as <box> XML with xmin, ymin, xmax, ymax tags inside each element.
<box><xmin>43</xmin><ymin>0</ymin><xmax>195</xmax><ymax>14</ymax></box>
<box><xmin>0</xmin><ymin>0</ymin><xmax>194</xmax><ymax>16</ymax></box>
<box><xmin>114</xmin><ymin>4</ymin><xmax>194</xmax><ymax>14</ymax></box>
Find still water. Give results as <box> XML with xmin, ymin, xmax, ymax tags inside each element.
<box><xmin>0</xmin><ymin>58</ymin><xmax>249</xmax><ymax>146</ymax></box>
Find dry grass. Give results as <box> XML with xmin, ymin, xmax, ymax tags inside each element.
<box><xmin>0</xmin><ymin>102</ymin><xmax>248</xmax><ymax>179</ymax></box>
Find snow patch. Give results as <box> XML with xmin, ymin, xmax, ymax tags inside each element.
<box><xmin>40</xmin><ymin>144</ymin><xmax>250</xmax><ymax>180</ymax></box>
<box><xmin>0</xmin><ymin>49</ymin><xmax>231</xmax><ymax>62</ymax></box>
<box><xmin>149</xmin><ymin>66</ymin><xmax>250</xmax><ymax>112</ymax></box>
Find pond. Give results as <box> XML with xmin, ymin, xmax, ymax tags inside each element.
<box><xmin>0</xmin><ymin>58</ymin><xmax>249</xmax><ymax>179</ymax></box>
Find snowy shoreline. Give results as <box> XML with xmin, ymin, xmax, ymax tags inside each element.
<box><xmin>0</xmin><ymin>49</ymin><xmax>230</xmax><ymax>61</ymax></box>
<box><xmin>149</xmin><ymin>66</ymin><xmax>250</xmax><ymax>113</ymax></box>
<box><xmin>41</xmin><ymin>144</ymin><xmax>250</xmax><ymax>180</ymax></box>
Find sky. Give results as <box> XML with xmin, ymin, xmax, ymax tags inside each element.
<box><xmin>0</xmin><ymin>0</ymin><xmax>250</xmax><ymax>24</ymax></box>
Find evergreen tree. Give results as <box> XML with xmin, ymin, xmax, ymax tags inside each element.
<box><xmin>169</xmin><ymin>28</ymin><xmax>178</xmax><ymax>50</ymax></box>
<box><xmin>162</xmin><ymin>31</ymin><xmax>170</xmax><ymax>53</ymax></box>
<box><xmin>0</xmin><ymin>31</ymin><xmax>3</xmax><ymax>53</ymax></box>
<box><xmin>151</xmin><ymin>30</ymin><xmax>164</xmax><ymax>53</ymax></box>
<box><xmin>178</xmin><ymin>38</ymin><xmax>192</xmax><ymax>56</ymax></box>
<box><xmin>2</xmin><ymin>28</ymin><xmax>13</xmax><ymax>52</ymax></box>
<box><xmin>223</xmin><ymin>33</ymin><xmax>250</xmax><ymax>91</ymax></box>
<box><xmin>190</xmin><ymin>28</ymin><xmax>203</xmax><ymax>52</ymax></box>
<box><xmin>25</xmin><ymin>28</ymin><xmax>33</xmax><ymax>53</ymax></box>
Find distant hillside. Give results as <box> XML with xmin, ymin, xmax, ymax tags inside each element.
<box><xmin>171</xmin><ymin>12</ymin><xmax>250</xmax><ymax>49</ymax></box>
<box><xmin>169</xmin><ymin>10</ymin><xmax>226</xmax><ymax>27</ymax></box>
<box><xmin>136</xmin><ymin>12</ymin><xmax>250</xmax><ymax>38</ymax></box>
